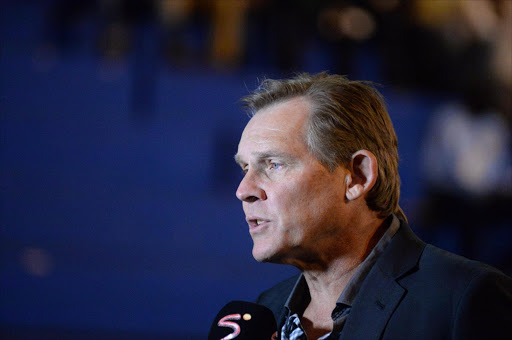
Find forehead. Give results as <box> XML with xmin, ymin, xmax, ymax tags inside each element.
<box><xmin>243</xmin><ymin>97</ymin><xmax>311</xmax><ymax>142</ymax></box>
<box><xmin>237</xmin><ymin>97</ymin><xmax>312</xmax><ymax>159</ymax></box>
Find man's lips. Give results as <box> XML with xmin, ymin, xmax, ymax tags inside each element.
<box><xmin>246</xmin><ymin>216</ymin><xmax>270</xmax><ymax>231</ymax></box>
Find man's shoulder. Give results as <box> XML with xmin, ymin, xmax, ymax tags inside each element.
<box><xmin>401</xmin><ymin>242</ymin><xmax>512</xmax><ymax>306</ymax></box>
<box><xmin>386</xmin><ymin>219</ymin><xmax>509</xmax><ymax>284</ymax></box>
<box><xmin>399</xmin><ymin>244</ymin><xmax>512</xmax><ymax>339</ymax></box>
<box><xmin>420</xmin><ymin>243</ymin><xmax>509</xmax><ymax>281</ymax></box>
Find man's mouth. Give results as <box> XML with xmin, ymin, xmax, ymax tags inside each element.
<box><xmin>246</xmin><ymin>217</ymin><xmax>269</xmax><ymax>230</ymax></box>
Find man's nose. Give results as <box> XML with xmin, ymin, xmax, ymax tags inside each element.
<box><xmin>236</xmin><ymin>171</ymin><xmax>267</xmax><ymax>202</ymax></box>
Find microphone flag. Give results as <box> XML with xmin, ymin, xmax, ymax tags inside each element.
<box><xmin>208</xmin><ymin>300</ymin><xmax>277</xmax><ymax>340</ymax></box>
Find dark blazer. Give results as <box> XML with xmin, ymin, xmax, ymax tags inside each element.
<box><xmin>256</xmin><ymin>220</ymin><xmax>512</xmax><ymax>339</ymax></box>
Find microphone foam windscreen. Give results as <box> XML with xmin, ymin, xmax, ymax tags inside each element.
<box><xmin>208</xmin><ymin>300</ymin><xmax>277</xmax><ymax>340</ymax></box>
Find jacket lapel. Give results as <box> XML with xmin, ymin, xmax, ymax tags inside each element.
<box><xmin>339</xmin><ymin>221</ymin><xmax>426</xmax><ymax>340</ymax></box>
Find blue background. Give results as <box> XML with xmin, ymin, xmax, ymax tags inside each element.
<box><xmin>1</xmin><ymin>1</ymin><xmax>510</xmax><ymax>338</ymax></box>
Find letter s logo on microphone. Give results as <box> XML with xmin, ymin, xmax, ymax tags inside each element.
<box><xmin>217</xmin><ymin>313</ymin><xmax>241</xmax><ymax>339</ymax></box>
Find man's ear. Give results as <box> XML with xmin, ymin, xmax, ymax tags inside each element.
<box><xmin>345</xmin><ymin>150</ymin><xmax>378</xmax><ymax>201</ymax></box>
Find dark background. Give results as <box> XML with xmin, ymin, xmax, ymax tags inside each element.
<box><xmin>1</xmin><ymin>0</ymin><xmax>511</xmax><ymax>338</ymax></box>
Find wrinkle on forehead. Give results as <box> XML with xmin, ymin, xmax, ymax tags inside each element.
<box><xmin>251</xmin><ymin>127</ymin><xmax>288</xmax><ymax>141</ymax></box>
<box><xmin>264</xmin><ymin>127</ymin><xmax>286</xmax><ymax>132</ymax></box>
<box><xmin>244</xmin><ymin>126</ymin><xmax>300</xmax><ymax>145</ymax></box>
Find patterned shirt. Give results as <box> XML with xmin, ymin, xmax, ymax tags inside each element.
<box><xmin>280</xmin><ymin>215</ymin><xmax>400</xmax><ymax>339</ymax></box>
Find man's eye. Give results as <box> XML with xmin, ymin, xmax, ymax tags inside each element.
<box><xmin>269</xmin><ymin>162</ymin><xmax>281</xmax><ymax>170</ymax></box>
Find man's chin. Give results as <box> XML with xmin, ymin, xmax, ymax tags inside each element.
<box><xmin>252</xmin><ymin>245</ymin><xmax>284</xmax><ymax>264</ymax></box>
<box><xmin>251</xmin><ymin>248</ymin><xmax>269</xmax><ymax>263</ymax></box>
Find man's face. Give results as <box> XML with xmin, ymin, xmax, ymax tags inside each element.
<box><xmin>235</xmin><ymin>97</ymin><xmax>349</xmax><ymax>264</ymax></box>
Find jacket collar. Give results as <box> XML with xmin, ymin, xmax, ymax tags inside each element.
<box><xmin>339</xmin><ymin>219</ymin><xmax>426</xmax><ymax>340</ymax></box>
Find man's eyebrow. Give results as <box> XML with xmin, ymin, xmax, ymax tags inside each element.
<box><xmin>254</xmin><ymin>151</ymin><xmax>294</xmax><ymax>161</ymax></box>
<box><xmin>234</xmin><ymin>151</ymin><xmax>295</xmax><ymax>166</ymax></box>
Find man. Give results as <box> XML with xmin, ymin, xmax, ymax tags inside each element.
<box><xmin>234</xmin><ymin>72</ymin><xmax>511</xmax><ymax>339</ymax></box>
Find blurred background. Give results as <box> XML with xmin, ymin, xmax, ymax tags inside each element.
<box><xmin>1</xmin><ymin>0</ymin><xmax>511</xmax><ymax>338</ymax></box>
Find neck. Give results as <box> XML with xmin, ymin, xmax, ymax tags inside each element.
<box><xmin>300</xmin><ymin>215</ymin><xmax>390</xmax><ymax>306</ymax></box>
